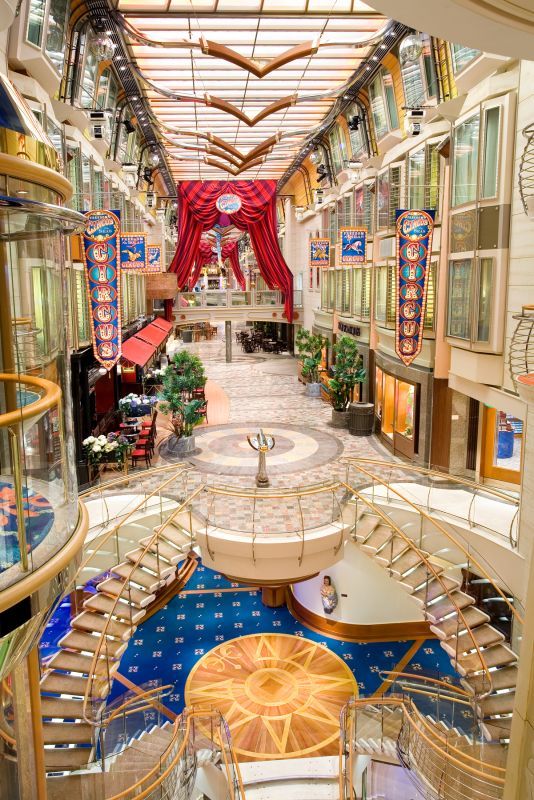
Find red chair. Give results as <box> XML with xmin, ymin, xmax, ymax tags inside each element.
<box><xmin>131</xmin><ymin>441</ymin><xmax>152</xmax><ymax>469</ymax></box>
<box><xmin>137</xmin><ymin>429</ymin><xmax>155</xmax><ymax>456</ymax></box>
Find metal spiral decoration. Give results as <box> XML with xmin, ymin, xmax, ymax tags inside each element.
<box><xmin>509</xmin><ymin>306</ymin><xmax>534</xmax><ymax>387</ymax></box>
<box><xmin>519</xmin><ymin>124</ymin><xmax>534</xmax><ymax>216</ymax></box>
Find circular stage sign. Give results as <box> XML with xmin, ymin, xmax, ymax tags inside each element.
<box><xmin>216</xmin><ymin>193</ymin><xmax>242</xmax><ymax>214</ymax></box>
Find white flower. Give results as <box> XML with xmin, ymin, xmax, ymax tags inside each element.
<box><xmin>97</xmin><ymin>435</ymin><xmax>107</xmax><ymax>444</ymax></box>
<box><xmin>83</xmin><ymin>436</ymin><xmax>96</xmax><ymax>445</ymax></box>
<box><xmin>92</xmin><ymin>443</ymin><xmax>102</xmax><ymax>453</ymax></box>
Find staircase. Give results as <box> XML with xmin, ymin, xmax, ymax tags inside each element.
<box><xmin>351</xmin><ymin>502</ymin><xmax>519</xmax><ymax>744</ymax></box>
<box><xmin>239</xmin><ymin>756</ymin><xmax>340</xmax><ymax>800</ymax></box>
<box><xmin>40</xmin><ymin>511</ymin><xmax>196</xmax><ymax>771</ymax></box>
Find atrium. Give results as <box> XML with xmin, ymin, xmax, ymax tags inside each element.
<box><xmin>1</xmin><ymin>1</ymin><xmax>533</xmax><ymax>799</ymax></box>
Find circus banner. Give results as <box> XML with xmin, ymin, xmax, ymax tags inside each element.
<box><xmin>309</xmin><ymin>237</ymin><xmax>330</xmax><ymax>268</ymax></box>
<box><xmin>339</xmin><ymin>228</ymin><xmax>366</xmax><ymax>265</ymax></box>
<box><xmin>82</xmin><ymin>210</ymin><xmax>121</xmax><ymax>371</ymax></box>
<box><xmin>146</xmin><ymin>245</ymin><xmax>163</xmax><ymax>273</ymax></box>
<box><xmin>395</xmin><ymin>209</ymin><xmax>435</xmax><ymax>366</ymax></box>
<box><xmin>120</xmin><ymin>232</ymin><xmax>147</xmax><ymax>271</ymax></box>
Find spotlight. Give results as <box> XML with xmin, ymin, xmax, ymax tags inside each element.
<box><xmin>147</xmin><ymin>150</ymin><xmax>160</xmax><ymax>167</ymax></box>
<box><xmin>348</xmin><ymin>115</ymin><xmax>362</xmax><ymax>132</ymax></box>
<box><xmin>317</xmin><ymin>164</ymin><xmax>329</xmax><ymax>182</ymax></box>
<box><xmin>122</xmin><ymin>119</ymin><xmax>135</xmax><ymax>134</ymax></box>
<box><xmin>310</xmin><ymin>149</ymin><xmax>322</xmax><ymax>164</ymax></box>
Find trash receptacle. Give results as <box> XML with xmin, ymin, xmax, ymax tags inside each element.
<box><xmin>348</xmin><ymin>402</ymin><xmax>375</xmax><ymax>436</ymax></box>
<box><xmin>181</xmin><ymin>329</ymin><xmax>193</xmax><ymax>343</ymax></box>
<box><xmin>497</xmin><ymin>429</ymin><xmax>514</xmax><ymax>459</ymax></box>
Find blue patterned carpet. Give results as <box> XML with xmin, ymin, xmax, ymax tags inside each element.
<box><xmin>0</xmin><ymin>482</ymin><xmax>55</xmax><ymax>573</ymax></box>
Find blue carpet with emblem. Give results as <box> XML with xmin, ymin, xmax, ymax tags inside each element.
<box><xmin>0</xmin><ymin>482</ymin><xmax>55</xmax><ymax>573</ymax></box>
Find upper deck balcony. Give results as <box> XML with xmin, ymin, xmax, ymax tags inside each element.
<box><xmin>174</xmin><ymin>289</ymin><xmax>303</xmax><ymax>323</ymax></box>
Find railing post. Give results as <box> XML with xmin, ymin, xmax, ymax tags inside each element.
<box><xmin>8</xmin><ymin>425</ymin><xmax>28</xmax><ymax>572</ymax></box>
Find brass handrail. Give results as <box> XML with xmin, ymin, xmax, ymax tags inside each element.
<box><xmin>104</xmin><ymin>684</ymin><xmax>175</xmax><ymax>725</ymax></box>
<box><xmin>344</xmin><ymin>462</ymin><xmax>524</xmax><ymax>626</ymax></box>
<box><xmin>0</xmin><ymin>372</ymin><xmax>60</xmax><ymax>428</ymax></box>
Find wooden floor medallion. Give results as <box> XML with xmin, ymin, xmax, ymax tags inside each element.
<box><xmin>185</xmin><ymin>633</ymin><xmax>357</xmax><ymax>760</ymax></box>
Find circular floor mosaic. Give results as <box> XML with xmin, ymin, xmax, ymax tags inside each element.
<box><xmin>170</xmin><ymin>423</ymin><xmax>343</xmax><ymax>476</ymax></box>
<box><xmin>185</xmin><ymin>633</ymin><xmax>357</xmax><ymax>760</ymax></box>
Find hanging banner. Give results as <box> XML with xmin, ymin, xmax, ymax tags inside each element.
<box><xmin>120</xmin><ymin>232</ymin><xmax>147</xmax><ymax>271</ymax></box>
<box><xmin>82</xmin><ymin>210</ymin><xmax>121</xmax><ymax>371</ymax></box>
<box><xmin>309</xmin><ymin>237</ymin><xmax>330</xmax><ymax>268</ymax></box>
<box><xmin>339</xmin><ymin>228</ymin><xmax>366</xmax><ymax>265</ymax></box>
<box><xmin>147</xmin><ymin>245</ymin><xmax>162</xmax><ymax>273</ymax></box>
<box><xmin>395</xmin><ymin>209</ymin><xmax>435</xmax><ymax>366</ymax></box>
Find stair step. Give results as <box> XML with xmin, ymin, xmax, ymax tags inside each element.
<box><xmin>72</xmin><ymin>611</ymin><xmax>135</xmax><ymax>642</ymax></box>
<box><xmin>84</xmin><ymin>593</ymin><xmax>146</xmax><ymax>624</ymax></box>
<box><xmin>157</xmin><ymin>522</ymin><xmax>193</xmax><ymax>549</ymax></box>
<box><xmin>391</xmin><ymin>548</ymin><xmax>426</xmax><ymax>576</ymax></box>
<box><xmin>44</xmin><ymin>746</ymin><xmax>93</xmax><ymax>771</ymax></box>
<box><xmin>463</xmin><ymin>666</ymin><xmax>518</xmax><ymax>695</ymax></box>
<box><xmin>47</xmin><ymin>650</ymin><xmax>118</xmax><ymax>678</ymax></box>
<box><xmin>360</xmin><ymin>524</ymin><xmax>393</xmax><ymax>553</ymax></box>
<box><xmin>41</xmin><ymin>696</ymin><xmax>86</xmax><ymax>719</ymax></box>
<box><xmin>43</xmin><ymin>722</ymin><xmax>93</xmax><ymax>745</ymax></box>
<box><xmin>139</xmin><ymin>536</ymin><xmax>183</xmax><ymax>564</ymax></box>
<box><xmin>112</xmin><ymin>563</ymin><xmax>165</xmax><ymax>593</ymax></box>
<box><xmin>452</xmin><ymin>642</ymin><xmax>517</xmax><ymax>677</ymax></box>
<box><xmin>412</xmin><ymin>577</ymin><xmax>460</xmax><ymax>605</ymax></box>
<box><xmin>40</xmin><ymin>671</ymin><xmax>108</xmax><ymax>699</ymax></box>
<box><xmin>354</xmin><ymin>514</ymin><xmax>380</xmax><ymax>542</ymax></box>
<box><xmin>400</xmin><ymin>564</ymin><xmax>439</xmax><ymax>591</ymax></box>
<box><xmin>481</xmin><ymin>717</ymin><xmax>513</xmax><ymax>742</ymax></box>
<box><xmin>425</xmin><ymin>591</ymin><xmax>475</xmax><ymax>624</ymax></box>
<box><xmin>125</xmin><ymin>548</ymin><xmax>176</xmax><ymax>579</ymax></box>
<box><xmin>375</xmin><ymin>535</ymin><xmax>409</xmax><ymax>566</ymax></box>
<box><xmin>440</xmin><ymin>625</ymin><xmax>505</xmax><ymax>658</ymax></box>
<box><xmin>98</xmin><ymin>578</ymin><xmax>155</xmax><ymax>608</ymax></box>
<box><xmin>430</xmin><ymin>606</ymin><xmax>491</xmax><ymax>640</ymax></box>
<box><xmin>477</xmin><ymin>691</ymin><xmax>516</xmax><ymax>718</ymax></box>
<box><xmin>58</xmin><ymin>630</ymin><xmax>127</xmax><ymax>659</ymax></box>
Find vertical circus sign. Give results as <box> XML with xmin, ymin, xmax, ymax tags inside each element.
<box><xmin>82</xmin><ymin>210</ymin><xmax>121</xmax><ymax>371</ymax></box>
<box><xmin>395</xmin><ymin>209</ymin><xmax>435</xmax><ymax>366</ymax></box>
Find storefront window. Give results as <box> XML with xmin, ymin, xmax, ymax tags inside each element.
<box><xmin>447</xmin><ymin>259</ymin><xmax>473</xmax><ymax>340</ymax></box>
<box><xmin>395</xmin><ymin>381</ymin><xmax>415</xmax><ymax>439</ymax></box>
<box><xmin>482</xmin><ymin>107</ymin><xmax>500</xmax><ymax>199</ymax></box>
<box><xmin>482</xmin><ymin>408</ymin><xmax>523</xmax><ymax>484</ymax></box>
<box><xmin>375</xmin><ymin>367</ymin><xmax>383</xmax><ymax>420</ymax></box>
<box><xmin>375</xmin><ymin>370</ymin><xmax>418</xmax><ymax>453</ymax></box>
<box><xmin>382</xmin><ymin>373</ymin><xmax>395</xmax><ymax>440</ymax></box>
<box><xmin>453</xmin><ymin>115</ymin><xmax>480</xmax><ymax>206</ymax></box>
<box><xmin>451</xmin><ymin>43</ymin><xmax>481</xmax><ymax>74</ymax></box>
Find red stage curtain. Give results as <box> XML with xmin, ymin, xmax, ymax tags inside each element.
<box><xmin>169</xmin><ymin>180</ymin><xmax>292</xmax><ymax>320</ymax></box>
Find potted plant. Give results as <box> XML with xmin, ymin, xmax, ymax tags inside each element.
<box><xmin>82</xmin><ymin>433</ymin><xmax>130</xmax><ymax>477</ymax></box>
<box><xmin>295</xmin><ymin>327</ymin><xmax>328</xmax><ymax>397</ymax></box>
<box><xmin>159</xmin><ymin>351</ymin><xmax>207</xmax><ymax>455</ymax></box>
<box><xmin>329</xmin><ymin>336</ymin><xmax>366</xmax><ymax>428</ymax></box>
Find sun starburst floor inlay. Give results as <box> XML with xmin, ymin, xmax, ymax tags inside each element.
<box><xmin>185</xmin><ymin>633</ymin><xmax>357</xmax><ymax>760</ymax></box>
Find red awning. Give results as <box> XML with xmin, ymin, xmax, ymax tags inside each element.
<box><xmin>152</xmin><ymin>317</ymin><xmax>173</xmax><ymax>332</ymax></box>
<box><xmin>121</xmin><ymin>336</ymin><xmax>156</xmax><ymax>367</ymax></box>
<box><xmin>137</xmin><ymin>322</ymin><xmax>168</xmax><ymax>348</ymax></box>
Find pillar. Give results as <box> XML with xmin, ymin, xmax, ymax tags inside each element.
<box><xmin>10</xmin><ymin>648</ymin><xmax>46</xmax><ymax>800</ymax></box>
<box><xmin>225</xmin><ymin>320</ymin><xmax>232</xmax><ymax>363</ymax></box>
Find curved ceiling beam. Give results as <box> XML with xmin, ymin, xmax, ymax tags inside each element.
<box><xmin>204</xmin><ymin>94</ymin><xmax>297</xmax><ymax>128</ymax></box>
<box><xmin>116</xmin><ymin>12</ymin><xmax>391</xmax><ymax>78</ymax></box>
<box><xmin>154</xmin><ymin>122</ymin><xmax>244</xmax><ymax>160</ymax></box>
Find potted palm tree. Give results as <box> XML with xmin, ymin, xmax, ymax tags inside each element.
<box><xmin>159</xmin><ymin>351</ymin><xmax>207</xmax><ymax>455</ymax></box>
<box><xmin>295</xmin><ymin>328</ymin><xmax>328</xmax><ymax>397</ymax></box>
<box><xmin>329</xmin><ymin>336</ymin><xmax>367</xmax><ymax>428</ymax></box>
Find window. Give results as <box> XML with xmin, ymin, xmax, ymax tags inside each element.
<box><xmin>447</xmin><ymin>259</ymin><xmax>473</xmax><ymax>339</ymax></box>
<box><xmin>96</xmin><ymin>68</ymin><xmax>119</xmax><ymax>111</ymax></box>
<box><xmin>46</xmin><ymin>0</ymin><xmax>69</xmax><ymax>73</ymax></box>
<box><xmin>81</xmin><ymin>155</ymin><xmax>92</xmax><ymax>212</ymax></box>
<box><xmin>341</xmin><ymin>269</ymin><xmax>351</xmax><ymax>314</ymax></box>
<box><xmin>386</xmin><ymin>263</ymin><xmax>396</xmax><ymax>325</ymax></box>
<box><xmin>382</xmin><ymin>72</ymin><xmax>399</xmax><ymax>130</ymax></box>
<box><xmin>27</xmin><ymin>0</ymin><xmax>46</xmax><ymax>47</ymax></box>
<box><xmin>74</xmin><ymin>268</ymin><xmax>90</xmax><ymax>344</ymax></box>
<box><xmin>424</xmin><ymin>262</ymin><xmax>437</xmax><ymax>331</ymax></box>
<box><xmin>408</xmin><ymin>148</ymin><xmax>425</xmax><ymax>209</ymax></box>
<box><xmin>345</xmin><ymin>103</ymin><xmax>367</xmax><ymax>158</ymax></box>
<box><xmin>477</xmin><ymin>258</ymin><xmax>493</xmax><ymax>342</ymax></box>
<box><xmin>375</xmin><ymin>265</ymin><xmax>388</xmax><ymax>322</ymax></box>
<box><xmin>377</xmin><ymin>172</ymin><xmax>390</xmax><ymax>229</ymax></box>
<box><xmin>389</xmin><ymin>166</ymin><xmax>402</xmax><ymax>228</ymax></box>
<box><xmin>400</xmin><ymin>34</ymin><xmax>437</xmax><ymax>105</ymax></box>
<box><xmin>451</xmin><ymin>43</ymin><xmax>481</xmax><ymax>74</ymax></box>
<box><xmin>425</xmin><ymin>145</ymin><xmax>440</xmax><ymax>212</ymax></box>
<box><xmin>81</xmin><ymin>30</ymin><xmax>99</xmax><ymax>108</ymax></box>
<box><xmin>369</xmin><ymin>72</ymin><xmax>397</xmax><ymax>140</ymax></box>
<box><xmin>452</xmin><ymin>115</ymin><xmax>480</xmax><ymax>206</ymax></box>
<box><xmin>353</xmin><ymin>269</ymin><xmax>362</xmax><ymax>317</ymax></box>
<box><xmin>354</xmin><ymin>184</ymin><xmax>374</xmax><ymax>233</ymax></box>
<box><xmin>328</xmin><ymin>271</ymin><xmax>336</xmax><ymax>310</ymax></box>
<box><xmin>321</xmin><ymin>271</ymin><xmax>328</xmax><ymax>310</ymax></box>
<box><xmin>335</xmin><ymin>270</ymin><xmax>343</xmax><ymax>312</ymax></box>
<box><xmin>328</xmin><ymin>125</ymin><xmax>347</xmax><ymax>174</ymax></box>
<box><xmin>66</xmin><ymin>145</ymin><xmax>82</xmax><ymax>211</ymax></box>
<box><xmin>329</xmin><ymin>206</ymin><xmax>338</xmax><ymax>244</ymax></box>
<box><xmin>361</xmin><ymin>268</ymin><xmax>371</xmax><ymax>319</ymax></box>
<box><xmin>482</xmin><ymin>107</ymin><xmax>500</xmax><ymax>199</ymax></box>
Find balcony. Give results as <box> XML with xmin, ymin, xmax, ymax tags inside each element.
<box><xmin>174</xmin><ymin>289</ymin><xmax>303</xmax><ymax>322</ymax></box>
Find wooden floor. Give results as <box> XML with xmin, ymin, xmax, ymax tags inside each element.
<box><xmin>185</xmin><ymin>633</ymin><xmax>357</xmax><ymax>761</ymax></box>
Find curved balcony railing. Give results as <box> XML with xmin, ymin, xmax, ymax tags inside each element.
<box><xmin>176</xmin><ymin>288</ymin><xmax>303</xmax><ymax>311</ymax></box>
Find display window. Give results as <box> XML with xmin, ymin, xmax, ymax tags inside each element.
<box><xmin>375</xmin><ymin>368</ymin><xmax>419</xmax><ymax>457</ymax></box>
<box><xmin>482</xmin><ymin>407</ymin><xmax>523</xmax><ymax>485</ymax></box>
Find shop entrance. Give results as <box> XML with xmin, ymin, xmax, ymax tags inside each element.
<box><xmin>375</xmin><ymin>367</ymin><xmax>418</xmax><ymax>459</ymax></box>
<box><xmin>481</xmin><ymin>407</ymin><xmax>523</xmax><ymax>485</ymax></box>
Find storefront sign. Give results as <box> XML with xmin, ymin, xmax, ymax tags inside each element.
<box><xmin>82</xmin><ymin>210</ymin><xmax>121</xmax><ymax>371</ymax></box>
<box><xmin>216</xmin><ymin>193</ymin><xmax>242</xmax><ymax>214</ymax></box>
<box><xmin>120</xmin><ymin>232</ymin><xmax>147</xmax><ymax>271</ymax></box>
<box><xmin>309</xmin><ymin>237</ymin><xmax>330</xmax><ymax>267</ymax></box>
<box><xmin>147</xmin><ymin>245</ymin><xmax>162</xmax><ymax>273</ymax></box>
<box><xmin>338</xmin><ymin>322</ymin><xmax>361</xmax><ymax>337</ymax></box>
<box><xmin>395</xmin><ymin>209</ymin><xmax>435</xmax><ymax>367</ymax></box>
<box><xmin>339</xmin><ymin>228</ymin><xmax>366</xmax><ymax>265</ymax></box>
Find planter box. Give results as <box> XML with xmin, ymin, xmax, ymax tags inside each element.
<box><xmin>348</xmin><ymin>402</ymin><xmax>375</xmax><ymax>436</ymax></box>
<box><xmin>164</xmin><ymin>434</ymin><xmax>197</xmax><ymax>457</ymax></box>
<box><xmin>331</xmin><ymin>409</ymin><xmax>349</xmax><ymax>428</ymax></box>
<box><xmin>306</xmin><ymin>382</ymin><xmax>322</xmax><ymax>398</ymax></box>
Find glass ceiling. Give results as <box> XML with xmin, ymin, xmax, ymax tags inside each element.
<box><xmin>115</xmin><ymin>0</ymin><xmax>386</xmax><ymax>181</ymax></box>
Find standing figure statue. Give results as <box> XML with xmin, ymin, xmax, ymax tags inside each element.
<box><xmin>320</xmin><ymin>575</ymin><xmax>338</xmax><ymax>615</ymax></box>
<box><xmin>247</xmin><ymin>428</ymin><xmax>275</xmax><ymax>487</ymax></box>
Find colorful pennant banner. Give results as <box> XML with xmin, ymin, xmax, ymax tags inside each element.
<box><xmin>82</xmin><ymin>210</ymin><xmax>122</xmax><ymax>371</ymax></box>
<box><xmin>147</xmin><ymin>245</ymin><xmax>162</xmax><ymax>273</ymax></box>
<box><xmin>395</xmin><ymin>209</ymin><xmax>435</xmax><ymax>366</ymax></box>
<box><xmin>309</xmin><ymin>237</ymin><xmax>330</xmax><ymax>268</ymax></box>
<box><xmin>339</xmin><ymin>228</ymin><xmax>366</xmax><ymax>265</ymax></box>
<box><xmin>120</xmin><ymin>232</ymin><xmax>147</xmax><ymax>271</ymax></box>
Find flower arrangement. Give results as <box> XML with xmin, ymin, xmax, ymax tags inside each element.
<box><xmin>118</xmin><ymin>393</ymin><xmax>158</xmax><ymax>418</ymax></box>
<box><xmin>83</xmin><ymin>433</ymin><xmax>130</xmax><ymax>465</ymax></box>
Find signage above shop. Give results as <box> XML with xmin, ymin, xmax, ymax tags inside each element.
<box><xmin>338</xmin><ymin>322</ymin><xmax>361</xmax><ymax>337</ymax></box>
<box><xmin>82</xmin><ymin>210</ymin><xmax>122</xmax><ymax>371</ymax></box>
<box><xmin>216</xmin><ymin>193</ymin><xmax>242</xmax><ymax>214</ymax></box>
<box><xmin>120</xmin><ymin>232</ymin><xmax>148</xmax><ymax>272</ymax></box>
<box><xmin>395</xmin><ymin>209</ymin><xmax>435</xmax><ymax>367</ymax></box>
<box><xmin>146</xmin><ymin>245</ymin><xmax>162</xmax><ymax>273</ymax></box>
<box><xmin>309</xmin><ymin>237</ymin><xmax>330</xmax><ymax>267</ymax></box>
<box><xmin>339</xmin><ymin>228</ymin><xmax>366</xmax><ymax>265</ymax></box>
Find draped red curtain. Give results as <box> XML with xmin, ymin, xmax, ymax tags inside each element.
<box><xmin>168</xmin><ymin>180</ymin><xmax>293</xmax><ymax>320</ymax></box>
<box><xmin>187</xmin><ymin>240</ymin><xmax>246</xmax><ymax>291</ymax></box>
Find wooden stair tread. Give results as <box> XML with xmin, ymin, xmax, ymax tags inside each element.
<box><xmin>112</xmin><ymin>562</ymin><xmax>165</xmax><ymax>593</ymax></box>
<box><xmin>425</xmin><ymin>591</ymin><xmax>476</xmax><ymax>623</ymax></box>
<box><xmin>429</xmin><ymin>606</ymin><xmax>491</xmax><ymax>640</ymax></box>
<box><xmin>41</xmin><ymin>696</ymin><xmax>86</xmax><ymax>719</ymax></box>
<box><xmin>43</xmin><ymin>721</ymin><xmax>93</xmax><ymax>745</ymax></box>
<box><xmin>59</xmin><ymin>630</ymin><xmax>126</xmax><ymax>659</ymax></box>
<box><xmin>412</xmin><ymin>577</ymin><xmax>460</xmax><ymax>605</ymax></box>
<box><xmin>41</xmin><ymin>671</ymin><xmax>92</xmax><ymax>697</ymax></box>
<box><xmin>125</xmin><ymin>548</ymin><xmax>176</xmax><ymax>579</ymax></box>
<box><xmin>440</xmin><ymin>625</ymin><xmax>505</xmax><ymax>658</ymax></box>
<box><xmin>477</xmin><ymin>692</ymin><xmax>516</xmax><ymax>718</ymax></box>
<box><xmin>463</xmin><ymin>665</ymin><xmax>518</xmax><ymax>695</ymax></box>
<box><xmin>84</xmin><ymin>593</ymin><xmax>146</xmax><ymax>624</ymax></box>
<box><xmin>47</xmin><ymin>650</ymin><xmax>118</xmax><ymax>677</ymax></box>
<box><xmin>139</xmin><ymin>536</ymin><xmax>184</xmax><ymax>564</ymax></box>
<box><xmin>97</xmin><ymin>578</ymin><xmax>155</xmax><ymax>608</ymax></box>
<box><xmin>44</xmin><ymin>746</ymin><xmax>93</xmax><ymax>770</ymax></box>
<box><xmin>72</xmin><ymin>610</ymin><xmax>134</xmax><ymax>642</ymax></box>
<box><xmin>452</xmin><ymin>642</ymin><xmax>517</xmax><ymax>676</ymax></box>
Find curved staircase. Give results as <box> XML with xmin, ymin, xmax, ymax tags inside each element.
<box><xmin>40</xmin><ymin>508</ymin><xmax>198</xmax><ymax>771</ymax></box>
